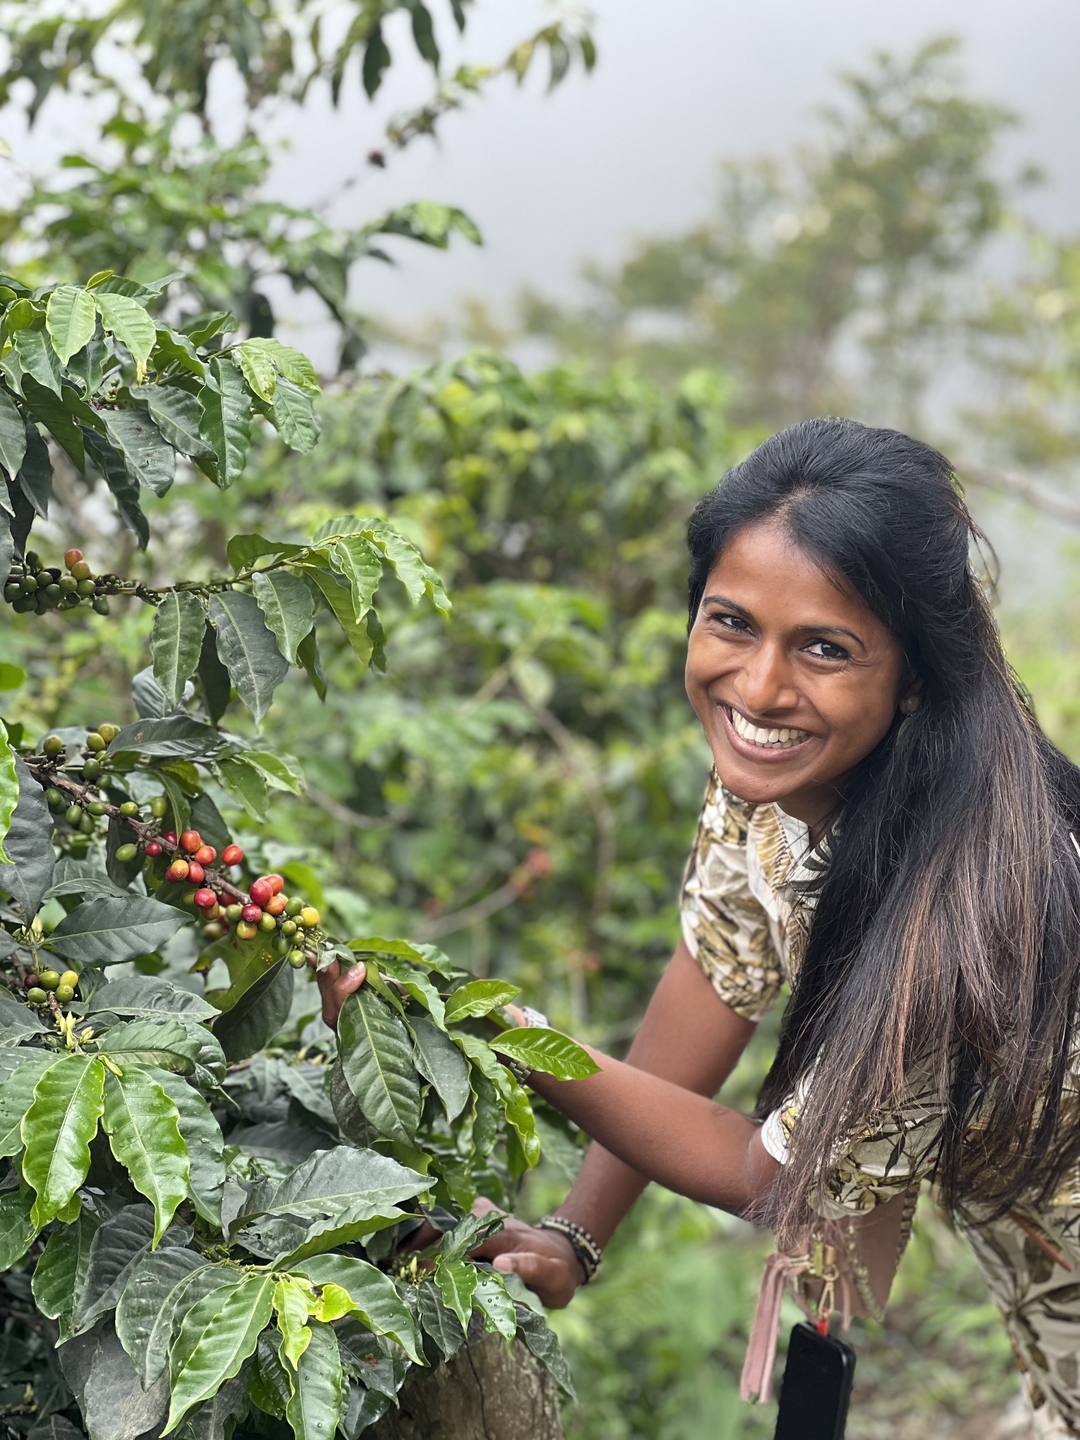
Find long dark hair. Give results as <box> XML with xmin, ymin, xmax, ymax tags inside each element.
<box><xmin>687</xmin><ymin>417</ymin><xmax>1080</xmax><ymax>1239</ymax></box>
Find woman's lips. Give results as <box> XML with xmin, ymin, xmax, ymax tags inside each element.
<box><xmin>720</xmin><ymin>705</ymin><xmax>818</xmax><ymax>761</ymax></box>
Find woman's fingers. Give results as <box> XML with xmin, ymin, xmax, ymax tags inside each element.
<box><xmin>491</xmin><ymin>1251</ymin><xmax>580</xmax><ymax>1310</ymax></box>
<box><xmin>312</xmin><ymin>956</ymin><xmax>367</xmax><ymax>1030</ymax></box>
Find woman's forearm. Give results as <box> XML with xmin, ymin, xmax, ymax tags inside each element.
<box><xmin>546</xmin><ymin>942</ymin><xmax>758</xmax><ymax>1241</ymax></box>
<box><xmin>528</xmin><ymin>1049</ymin><xmax>778</xmax><ymax>1214</ymax></box>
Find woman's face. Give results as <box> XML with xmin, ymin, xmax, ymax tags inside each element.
<box><xmin>685</xmin><ymin>519</ymin><xmax>917</xmax><ymax>830</ymax></box>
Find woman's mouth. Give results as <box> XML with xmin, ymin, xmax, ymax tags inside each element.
<box><xmin>725</xmin><ymin>706</ymin><xmax>814</xmax><ymax>751</ymax></box>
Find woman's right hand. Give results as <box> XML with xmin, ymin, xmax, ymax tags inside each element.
<box><xmin>468</xmin><ymin>1197</ymin><xmax>588</xmax><ymax>1310</ymax></box>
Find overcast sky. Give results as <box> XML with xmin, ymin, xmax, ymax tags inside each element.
<box><xmin>254</xmin><ymin>0</ymin><xmax>1080</xmax><ymax>356</ymax></box>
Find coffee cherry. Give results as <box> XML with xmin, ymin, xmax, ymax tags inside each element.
<box><xmin>299</xmin><ymin>907</ymin><xmax>320</xmax><ymax>929</ymax></box>
<box><xmin>64</xmin><ymin>548</ymin><xmax>83</xmax><ymax>568</ymax></box>
<box><xmin>24</xmin><ymin>551</ymin><xmax>40</xmax><ymax>569</ymax></box>
<box><xmin>65</xmin><ymin>804</ymin><xmax>83</xmax><ymax>827</ymax></box>
<box><xmin>93</xmin><ymin>596</ymin><xmax>110</xmax><ymax>616</ymax></box>
<box><xmin>86</xmin><ymin>733</ymin><xmax>106</xmax><ymax>752</ymax></box>
<box><xmin>281</xmin><ymin>920</ymin><xmax>297</xmax><ymax>937</ymax></box>
<box><xmin>194</xmin><ymin>845</ymin><xmax>216</xmax><ymax>865</ymax></box>
<box><xmin>266</xmin><ymin>894</ymin><xmax>288</xmax><ymax>916</ymax></box>
<box><xmin>88</xmin><ymin>800</ymin><xmax>109</xmax><ymax>817</ymax></box>
<box><xmin>59</xmin><ymin>575</ymin><xmax>78</xmax><ymax>595</ymax></box>
<box><xmin>249</xmin><ymin>878</ymin><xmax>273</xmax><ymax>908</ymax></box>
<box><xmin>258</xmin><ymin>912</ymin><xmax>278</xmax><ymax>933</ymax></box>
<box><xmin>145</xmin><ymin>840</ymin><xmax>163</xmax><ymax>858</ymax></box>
<box><xmin>60</xmin><ymin>971</ymin><xmax>79</xmax><ymax>989</ymax></box>
<box><xmin>38</xmin><ymin>970</ymin><xmax>60</xmax><ymax>991</ymax></box>
<box><xmin>179</xmin><ymin>830</ymin><xmax>202</xmax><ymax>854</ymax></box>
<box><xmin>97</xmin><ymin>723</ymin><xmax>121</xmax><ymax>742</ymax></box>
<box><xmin>186</xmin><ymin>861</ymin><xmax>205</xmax><ymax>885</ymax></box>
<box><xmin>76</xmin><ymin>578</ymin><xmax>96</xmax><ymax>597</ymax></box>
<box><xmin>285</xmin><ymin>896</ymin><xmax>304</xmax><ymax>917</ymax></box>
<box><xmin>11</xmin><ymin>595</ymin><xmax>32</xmax><ymax>613</ymax></box>
<box><xmin>55</xmin><ymin>984</ymin><xmax>74</xmax><ymax>1003</ymax></box>
<box><xmin>43</xmin><ymin>734</ymin><xmax>65</xmax><ymax>756</ymax></box>
<box><xmin>236</xmin><ymin>920</ymin><xmax>258</xmax><ymax>941</ymax></box>
<box><xmin>24</xmin><ymin>974</ymin><xmax>40</xmax><ymax>990</ymax></box>
<box><xmin>166</xmin><ymin>858</ymin><xmax>190</xmax><ymax>883</ymax></box>
<box><xmin>3</xmin><ymin>582</ymin><xmax>19</xmax><ymax>602</ymax></box>
<box><xmin>221</xmin><ymin>843</ymin><xmax>244</xmax><ymax>866</ymax></box>
<box><xmin>288</xmin><ymin>950</ymin><xmax>307</xmax><ymax>968</ymax></box>
<box><xmin>193</xmin><ymin>887</ymin><xmax>216</xmax><ymax>909</ymax></box>
<box><xmin>27</xmin><ymin>987</ymin><xmax>47</xmax><ymax>1005</ymax></box>
<box><xmin>203</xmin><ymin>921</ymin><xmax>226</xmax><ymax>940</ymax></box>
<box><xmin>115</xmin><ymin>843</ymin><xmax>139</xmax><ymax>863</ymax></box>
<box><xmin>20</xmin><ymin>573</ymin><xmax>38</xmax><ymax>593</ymax></box>
<box><xmin>241</xmin><ymin>903</ymin><xmax>262</xmax><ymax>924</ymax></box>
<box><xmin>205</xmin><ymin>901</ymin><xmax>221</xmax><ymax>920</ymax></box>
<box><xmin>70</xmin><ymin>560</ymin><xmax>91</xmax><ymax>582</ymax></box>
<box><xmin>225</xmin><ymin>903</ymin><xmax>244</xmax><ymax>922</ymax></box>
<box><xmin>150</xmin><ymin>796</ymin><xmax>168</xmax><ymax>819</ymax></box>
<box><xmin>43</xmin><ymin>583</ymin><xmax>62</xmax><ymax>606</ymax></box>
<box><xmin>162</xmin><ymin>830</ymin><xmax>178</xmax><ymax>844</ymax></box>
<box><xmin>82</xmin><ymin>758</ymin><xmax>102</xmax><ymax>781</ymax></box>
<box><xmin>119</xmin><ymin>800</ymin><xmax>139</xmax><ymax>817</ymax></box>
<box><xmin>45</xmin><ymin>788</ymin><xmax>64</xmax><ymax>810</ymax></box>
<box><xmin>79</xmin><ymin>812</ymin><xmax>95</xmax><ymax>835</ymax></box>
<box><xmin>266</xmin><ymin>873</ymin><xmax>285</xmax><ymax>895</ymax></box>
<box><xmin>275</xmin><ymin>934</ymin><xmax>290</xmax><ymax>955</ymax></box>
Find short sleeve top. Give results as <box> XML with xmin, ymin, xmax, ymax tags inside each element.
<box><xmin>679</xmin><ymin>770</ymin><xmax>942</xmax><ymax>1217</ymax></box>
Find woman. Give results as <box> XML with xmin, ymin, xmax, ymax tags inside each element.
<box><xmin>318</xmin><ymin>418</ymin><xmax>1080</xmax><ymax>1435</ymax></box>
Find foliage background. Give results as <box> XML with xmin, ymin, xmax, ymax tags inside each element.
<box><xmin>7</xmin><ymin>4</ymin><xmax>1080</xmax><ymax>1435</ymax></box>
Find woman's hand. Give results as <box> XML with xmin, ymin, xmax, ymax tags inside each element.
<box><xmin>312</xmin><ymin>955</ymin><xmax>367</xmax><ymax>1030</ymax></box>
<box><xmin>468</xmin><ymin>1197</ymin><xmax>586</xmax><ymax>1310</ymax></box>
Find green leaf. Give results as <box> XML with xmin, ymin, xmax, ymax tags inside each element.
<box><xmin>235</xmin><ymin>341</ymin><xmax>278</xmax><ymax>402</ymax></box>
<box><xmin>247</xmin><ymin>1144</ymin><xmax>424</xmax><ymax>1224</ymax></box>
<box><xmin>49</xmin><ymin>895</ymin><xmax>188</xmax><ymax>966</ymax></box>
<box><xmin>301</xmin><ymin>566</ymin><xmax>376</xmax><ymax>665</ymax></box>
<box><xmin>198</xmin><ymin>357</ymin><xmax>251</xmax><ymax>487</ymax></box>
<box><xmin>94</xmin><ymin>290</ymin><xmax>157</xmax><ymax>378</ymax></box>
<box><xmin>207</xmin><ymin>590</ymin><xmax>289</xmax><ymax>723</ymax></box>
<box><xmin>151</xmin><ymin>592</ymin><xmax>207</xmax><ymax>711</ymax></box>
<box><xmin>513</xmin><ymin>1305</ymin><xmax>577</xmax><ymax>1401</ymax></box>
<box><xmin>270</xmin><ymin>379</ymin><xmax>320</xmax><ymax>452</ymax></box>
<box><xmin>0</xmin><ymin>753</ymin><xmax>55</xmax><ymax>912</ymax></box>
<box><xmin>274</xmin><ymin>1274</ymin><xmax>314</xmax><ymax>1367</ymax></box>
<box><xmin>21</xmin><ymin>1055</ymin><xmax>105</xmax><ymax>1228</ymax></box>
<box><xmin>252</xmin><ymin>568</ymin><xmax>316</xmax><ymax>664</ymax></box>
<box><xmin>150</xmin><ymin>1067</ymin><xmax>225</xmax><ymax>1226</ymax></box>
<box><xmin>0</xmin><ymin>387</ymin><xmax>27</xmax><ymax>476</ymax></box>
<box><xmin>16</xmin><ymin>421</ymin><xmax>53</xmax><ymax>518</ymax></box>
<box><xmin>132</xmin><ymin>383</ymin><xmax>211</xmax><ymax>456</ymax></box>
<box><xmin>338</xmin><ymin>988</ymin><xmax>422</xmax><ymax>1144</ymax></box>
<box><xmin>226</xmin><ymin>532</ymin><xmax>307</xmax><ymax>572</ymax></box>
<box><xmin>197</xmin><ymin>623</ymin><xmax>232</xmax><ymax>723</ymax></box>
<box><xmin>329</xmin><ymin>535</ymin><xmax>383</xmax><ymax>623</ymax></box>
<box><xmin>410</xmin><ymin>1014</ymin><xmax>471</xmax><ymax>1121</ymax></box>
<box><xmin>416</xmin><ymin>1279</ymin><xmax>465</xmax><ymax>1359</ymax></box>
<box><xmin>0</xmin><ymin>662</ymin><xmax>25</xmax><ymax>690</ymax></box>
<box><xmin>0</xmin><ymin>1050</ymin><xmax>55</xmax><ymax>1157</ymax></box>
<box><xmin>13</xmin><ymin>329</ymin><xmax>64</xmax><ymax>397</ymax></box>
<box><xmin>101</xmin><ymin>408</ymin><xmax>175</xmax><ymax>495</ymax></box>
<box><xmin>45</xmin><ymin>285</ymin><xmax>97</xmax><ymax>365</ymax></box>
<box><xmin>102</xmin><ymin>1065</ymin><xmax>189</xmax><ymax>1245</ymax></box>
<box><xmin>237</xmin><ymin>338</ymin><xmax>319</xmax><ymax>393</ymax></box>
<box><xmin>444</xmin><ymin>979</ymin><xmax>522</xmax><ymax>1023</ymax></box>
<box><xmin>433</xmin><ymin>1258</ymin><xmax>477</xmax><ymax>1333</ymax></box>
<box><xmin>491</xmin><ymin>1026</ymin><xmax>601</xmax><ymax>1080</ymax></box>
<box><xmin>165</xmin><ymin>1275</ymin><xmax>275</xmax><ymax>1433</ymax></box>
<box><xmin>242</xmin><ymin>749</ymin><xmax>304</xmax><ymax>794</ymax></box>
<box><xmin>31</xmin><ymin>1206</ymin><xmax>100</xmax><ymax>1321</ymax></box>
<box><xmin>116</xmin><ymin>1252</ymin><xmax>232</xmax><ymax>1387</ymax></box>
<box><xmin>285</xmin><ymin>1318</ymin><xmax>342</xmax><ymax>1440</ymax></box>
<box><xmin>292</xmin><ymin>1256</ymin><xmax>423</xmax><ymax>1362</ymax></box>
<box><xmin>362</xmin><ymin>23</ymin><xmax>391</xmax><ymax>97</ymax></box>
<box><xmin>213</xmin><ymin>957</ymin><xmax>293</xmax><ymax>1062</ymax></box>
<box><xmin>76</xmin><ymin>1201</ymin><xmax>158</xmax><ymax>1329</ymax></box>
<box><xmin>107</xmin><ymin>715</ymin><xmax>225</xmax><ymax>759</ymax></box>
<box><xmin>0</xmin><ymin>718</ymin><xmax>18</xmax><ymax>865</ymax></box>
<box><xmin>0</xmin><ymin>1186</ymin><xmax>36</xmax><ymax>1269</ymax></box>
<box><xmin>215</xmin><ymin>754</ymin><xmax>269</xmax><ymax>821</ymax></box>
<box><xmin>296</xmin><ymin>629</ymin><xmax>327</xmax><ymax>701</ymax></box>
<box><xmin>473</xmin><ymin>1273</ymin><xmax>517</xmax><ymax>1340</ymax></box>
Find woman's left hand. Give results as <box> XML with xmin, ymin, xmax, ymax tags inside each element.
<box><xmin>311</xmin><ymin>955</ymin><xmax>367</xmax><ymax>1029</ymax></box>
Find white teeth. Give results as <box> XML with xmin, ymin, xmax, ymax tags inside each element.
<box><xmin>729</xmin><ymin>710</ymin><xmax>810</xmax><ymax>749</ymax></box>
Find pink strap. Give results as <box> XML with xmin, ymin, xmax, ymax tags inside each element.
<box><xmin>740</xmin><ymin>1252</ymin><xmax>807</xmax><ymax>1403</ymax></box>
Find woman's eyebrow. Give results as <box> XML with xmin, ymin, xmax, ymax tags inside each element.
<box><xmin>701</xmin><ymin>593</ymin><xmax>752</xmax><ymax>618</ymax></box>
<box><xmin>703</xmin><ymin>595</ymin><xmax>868</xmax><ymax>650</ymax></box>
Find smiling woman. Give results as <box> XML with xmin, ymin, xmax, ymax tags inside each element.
<box><xmin>320</xmin><ymin>417</ymin><xmax>1080</xmax><ymax>1438</ymax></box>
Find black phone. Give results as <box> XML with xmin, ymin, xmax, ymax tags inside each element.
<box><xmin>773</xmin><ymin>1321</ymin><xmax>856</xmax><ymax>1440</ymax></box>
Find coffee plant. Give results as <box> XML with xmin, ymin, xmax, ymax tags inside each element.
<box><xmin>0</xmin><ymin>275</ymin><xmax>595</xmax><ymax>1440</ymax></box>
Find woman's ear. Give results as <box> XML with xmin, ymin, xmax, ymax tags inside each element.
<box><xmin>899</xmin><ymin>674</ymin><xmax>924</xmax><ymax>715</ymax></box>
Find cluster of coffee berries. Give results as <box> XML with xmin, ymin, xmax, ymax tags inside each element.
<box><xmin>41</xmin><ymin>725</ymin><xmax>122</xmax><ymax>837</ymax></box>
<box><xmin>24</xmin><ymin>966</ymin><xmax>80</xmax><ymax>1007</ymax></box>
<box><xmin>4</xmin><ymin>549</ymin><xmax>112</xmax><ymax>616</ymax></box>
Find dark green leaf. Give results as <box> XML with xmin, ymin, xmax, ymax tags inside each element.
<box><xmin>285</xmin><ymin>1320</ymin><xmax>341</xmax><ymax>1440</ymax></box>
<box><xmin>76</xmin><ymin>1203</ymin><xmax>157</xmax><ymax>1330</ymax></box>
<box><xmin>410</xmin><ymin>1015</ymin><xmax>470</xmax><ymax>1121</ymax></box>
<box><xmin>296</xmin><ymin>628</ymin><xmax>327</xmax><ymax>701</ymax></box>
<box><xmin>0</xmin><ymin>756</ymin><xmax>55</xmax><ymax>915</ymax></box>
<box><xmin>21</xmin><ymin>1054</ymin><xmax>105</xmax><ymax>1228</ymax></box>
<box><xmin>269</xmin><ymin>379</ymin><xmax>320</xmax><ymax>452</ymax></box>
<box><xmin>0</xmin><ymin>386</ymin><xmax>27</xmax><ymax>476</ymax></box>
<box><xmin>362</xmin><ymin>24</ymin><xmax>391</xmax><ymax>97</ymax></box>
<box><xmin>85</xmin><ymin>431</ymin><xmax>148</xmax><ymax>546</ymax></box>
<box><xmin>198</xmin><ymin>357</ymin><xmax>251</xmax><ymax>487</ymax></box>
<box><xmin>131</xmin><ymin>384</ymin><xmax>211</xmax><ymax>457</ymax></box>
<box><xmin>17</xmin><ymin>422</ymin><xmax>52</xmax><ymax>517</ymax></box>
<box><xmin>197</xmin><ymin>623</ymin><xmax>232</xmax><ymax>723</ymax></box>
<box><xmin>17</xmin><ymin>328</ymin><xmax>64</xmax><ymax>396</ymax></box>
<box><xmin>87</xmin><ymin>975</ymin><xmax>218</xmax><ymax>1023</ymax></box>
<box><xmin>166</xmin><ymin>1275</ymin><xmax>275</xmax><ymax>1433</ymax></box>
<box><xmin>0</xmin><ymin>1049</ymin><xmax>52</xmax><ymax>1156</ymax></box>
<box><xmin>22</xmin><ymin>377</ymin><xmax>85</xmax><ymax>467</ymax></box>
<box><xmin>338</xmin><ymin>988</ymin><xmax>422</xmax><ymax>1144</ymax></box>
<box><xmin>101</xmin><ymin>409</ymin><xmax>175</xmax><ymax>495</ymax></box>
<box><xmin>416</xmin><ymin>1279</ymin><xmax>465</xmax><ymax>1360</ymax></box>
<box><xmin>50</xmin><ymin>896</ymin><xmax>187</xmax><ymax>966</ymax></box>
<box><xmin>0</xmin><ymin>1185</ymin><xmax>36</xmax><ymax>1268</ymax></box>
<box><xmin>251</xmin><ymin>569</ymin><xmax>315</xmax><ymax>665</ymax></box>
<box><xmin>108</xmin><ymin>715</ymin><xmax>223</xmax><ymax>759</ymax></box>
<box><xmin>82</xmin><ymin>1321</ymin><xmax>170</xmax><ymax>1440</ymax></box>
<box><xmin>513</xmin><ymin>1305</ymin><xmax>577</xmax><ymax>1402</ymax></box>
<box><xmin>207</xmin><ymin>590</ymin><xmax>289</xmax><ymax>723</ymax></box>
<box><xmin>433</xmin><ymin>1257</ymin><xmax>476</xmax><ymax>1332</ymax></box>
<box><xmin>225</xmin><ymin>533</ymin><xmax>306</xmax><ymax>572</ymax></box>
<box><xmin>32</xmin><ymin>1207</ymin><xmax>100</xmax><ymax>1320</ymax></box>
<box><xmin>213</xmin><ymin>957</ymin><xmax>293</xmax><ymax>1062</ymax></box>
<box><xmin>116</xmin><ymin>1253</ymin><xmax>232</xmax><ymax>1388</ymax></box>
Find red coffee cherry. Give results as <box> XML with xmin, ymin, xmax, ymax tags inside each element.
<box><xmin>241</xmin><ymin>903</ymin><xmax>263</xmax><ymax>924</ymax></box>
<box><xmin>163</xmin><ymin>831</ymin><xmax>178</xmax><ymax>845</ymax></box>
<box><xmin>194</xmin><ymin>845</ymin><xmax>216</xmax><ymax>865</ymax></box>
<box><xmin>166</xmin><ymin>859</ymin><xmax>189</xmax><ymax>883</ymax></box>
<box><xmin>266</xmin><ymin>894</ymin><xmax>288</xmax><ymax>916</ymax></box>
<box><xmin>265</xmin><ymin>873</ymin><xmax>286</xmax><ymax>895</ymax></box>
<box><xmin>179</xmin><ymin>830</ymin><xmax>202</xmax><ymax>854</ymax></box>
<box><xmin>193</xmin><ymin>888</ymin><xmax>216</xmax><ymax>909</ymax></box>
<box><xmin>145</xmin><ymin>841</ymin><xmax>163</xmax><ymax>858</ymax></box>
<box><xmin>221</xmin><ymin>844</ymin><xmax>244</xmax><ymax>866</ymax></box>
<box><xmin>186</xmin><ymin>861</ymin><xmax>205</xmax><ymax>885</ymax></box>
<box><xmin>248</xmin><ymin>878</ymin><xmax>274</xmax><ymax>908</ymax></box>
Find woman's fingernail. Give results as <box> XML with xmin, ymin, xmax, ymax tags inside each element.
<box><xmin>493</xmin><ymin>1255</ymin><xmax>513</xmax><ymax>1272</ymax></box>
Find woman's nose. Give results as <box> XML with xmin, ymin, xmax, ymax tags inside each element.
<box><xmin>738</xmin><ymin>645</ymin><xmax>797</xmax><ymax>714</ymax></box>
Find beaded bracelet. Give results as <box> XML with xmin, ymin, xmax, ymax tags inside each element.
<box><xmin>536</xmin><ymin>1214</ymin><xmax>604</xmax><ymax>1284</ymax></box>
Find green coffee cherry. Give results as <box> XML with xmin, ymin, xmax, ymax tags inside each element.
<box><xmin>19</xmin><ymin>574</ymin><xmax>37</xmax><ymax>593</ymax></box>
<box><xmin>26</xmin><ymin>987</ymin><xmax>47</xmax><ymax>1005</ymax></box>
<box><xmin>93</xmin><ymin>596</ymin><xmax>110</xmax><ymax>616</ymax></box>
<box><xmin>258</xmin><ymin>912</ymin><xmax>278</xmax><ymax>933</ymax></box>
<box><xmin>42</xmin><ymin>734</ymin><xmax>65</xmax><ymax>756</ymax></box>
<box><xmin>24</xmin><ymin>551</ymin><xmax>40</xmax><ymax>569</ymax></box>
<box><xmin>76</xmin><ymin>578</ymin><xmax>96</xmax><ymax>597</ymax></box>
<box><xmin>281</xmin><ymin>919</ymin><xmax>298</xmax><ymax>937</ymax></box>
<box><xmin>55</xmin><ymin>984</ymin><xmax>74</xmax><ymax>1003</ymax></box>
<box><xmin>288</xmin><ymin>950</ymin><xmax>307</xmax><ymax>968</ymax></box>
<box><xmin>60</xmin><ymin>971</ymin><xmax>79</xmax><ymax>988</ymax></box>
<box><xmin>285</xmin><ymin>896</ymin><xmax>304</xmax><ymax>917</ymax></box>
<box><xmin>82</xmin><ymin>758</ymin><xmax>102</xmax><ymax>780</ymax></box>
<box><xmin>119</xmin><ymin>800</ymin><xmax>139</xmax><ymax>817</ymax></box>
<box><xmin>45</xmin><ymin>788</ymin><xmax>64</xmax><ymax>810</ymax></box>
<box><xmin>43</xmin><ymin>583</ymin><xmax>62</xmax><ymax>605</ymax></box>
<box><xmin>86</xmin><ymin>732</ymin><xmax>106</xmax><ymax>752</ymax></box>
<box><xmin>115</xmin><ymin>843</ymin><xmax>139</xmax><ymax>863</ymax></box>
<box><xmin>87</xmin><ymin>800</ymin><xmax>109</xmax><ymax>817</ymax></box>
<box><xmin>79</xmin><ymin>812</ymin><xmax>96</xmax><ymax>835</ymax></box>
<box><xmin>150</xmin><ymin>796</ymin><xmax>168</xmax><ymax>818</ymax></box>
<box><xmin>65</xmin><ymin>804</ymin><xmax>83</xmax><ymax>827</ymax></box>
<box><xmin>97</xmin><ymin>723</ymin><xmax>121</xmax><ymax>742</ymax></box>
<box><xmin>225</xmin><ymin>903</ymin><xmax>244</xmax><ymax>923</ymax></box>
<box><xmin>38</xmin><ymin>970</ymin><xmax>60</xmax><ymax>991</ymax></box>
<box><xmin>11</xmin><ymin>595</ymin><xmax>32</xmax><ymax>613</ymax></box>
<box><xmin>4</xmin><ymin>582</ymin><xmax>20</xmax><ymax>602</ymax></box>
<box><xmin>59</xmin><ymin>575</ymin><xmax>77</xmax><ymax>595</ymax></box>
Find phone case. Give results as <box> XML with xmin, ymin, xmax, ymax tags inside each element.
<box><xmin>773</xmin><ymin>1321</ymin><xmax>856</xmax><ymax>1440</ymax></box>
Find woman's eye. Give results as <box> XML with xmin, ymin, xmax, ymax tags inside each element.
<box><xmin>804</xmin><ymin>639</ymin><xmax>849</xmax><ymax>661</ymax></box>
<box><xmin>709</xmin><ymin>612</ymin><xmax>750</xmax><ymax>634</ymax></box>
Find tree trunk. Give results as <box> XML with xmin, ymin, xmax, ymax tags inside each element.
<box><xmin>367</xmin><ymin>1327</ymin><xmax>565</xmax><ymax>1440</ymax></box>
